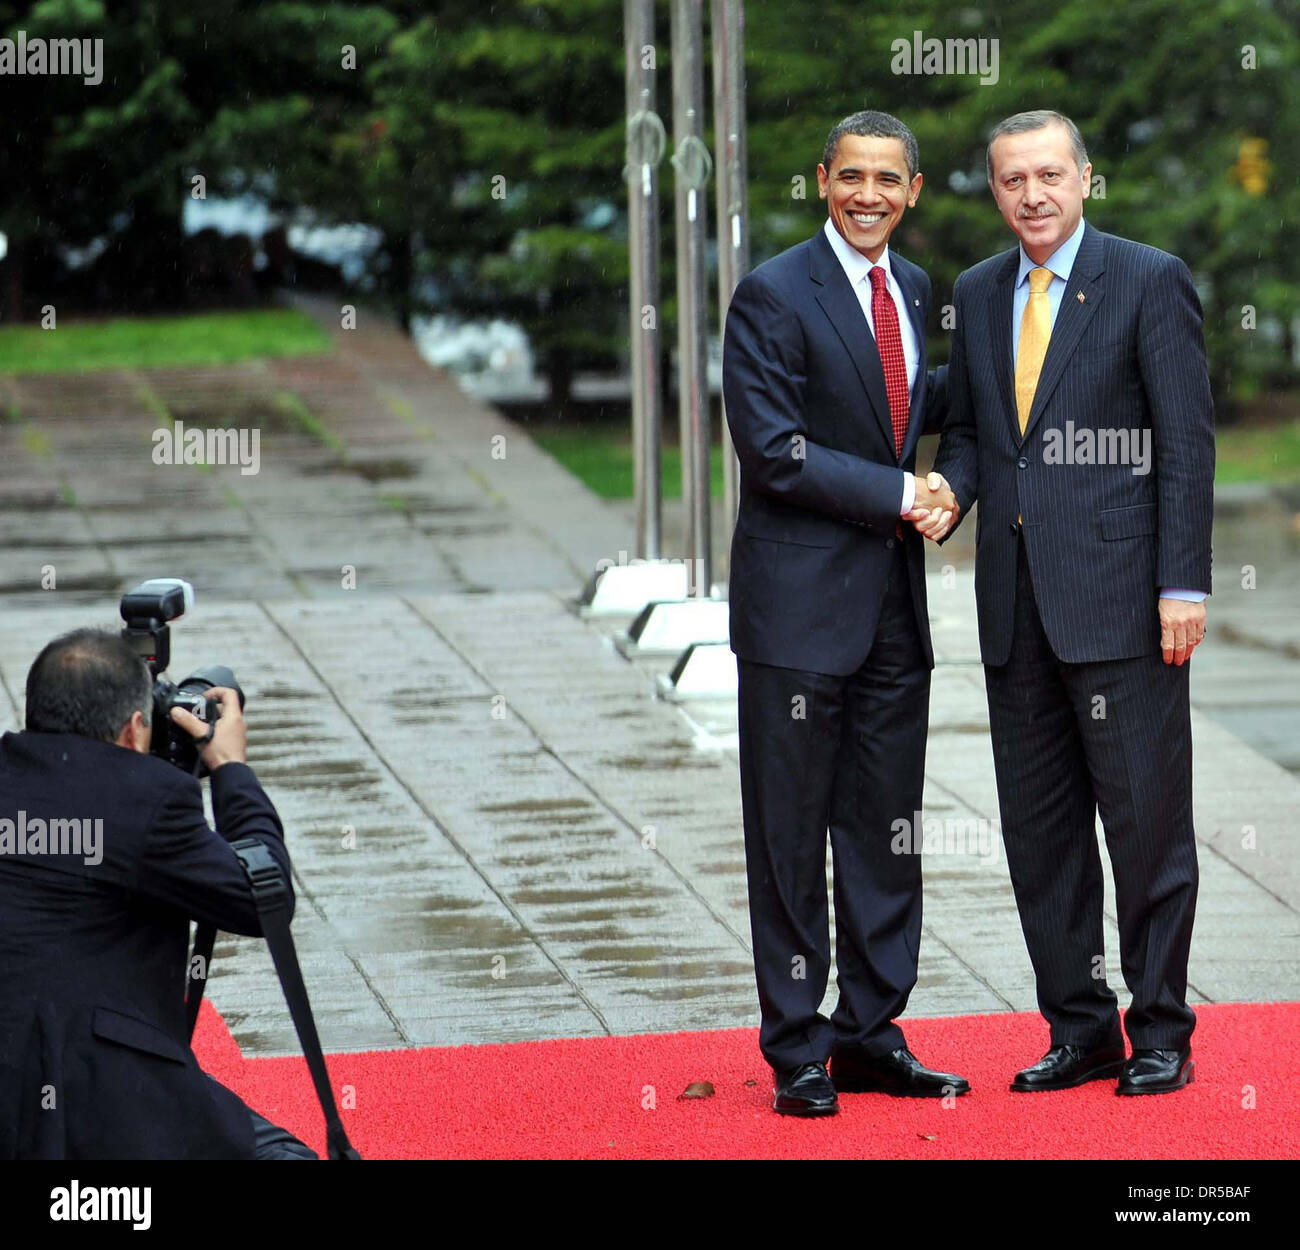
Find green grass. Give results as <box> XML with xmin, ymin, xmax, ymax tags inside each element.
<box><xmin>532</xmin><ymin>426</ymin><xmax>726</xmax><ymax>500</ymax></box>
<box><xmin>1213</xmin><ymin>419</ymin><xmax>1300</xmax><ymax>484</ymax></box>
<box><xmin>0</xmin><ymin>308</ymin><xmax>332</xmax><ymax>375</ymax></box>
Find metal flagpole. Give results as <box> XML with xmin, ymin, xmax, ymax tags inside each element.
<box><xmin>711</xmin><ymin>0</ymin><xmax>747</xmax><ymax>535</ymax></box>
<box><xmin>624</xmin><ymin>0</ymin><xmax>665</xmax><ymax>560</ymax></box>
<box><xmin>670</xmin><ymin>0</ymin><xmax>713</xmax><ymax>597</ymax></box>
<box><xmin>612</xmin><ymin>0</ymin><xmax>738</xmax><ymax>693</ymax></box>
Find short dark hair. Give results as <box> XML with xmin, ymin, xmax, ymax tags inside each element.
<box><xmin>822</xmin><ymin>110</ymin><xmax>919</xmax><ymax>182</ymax></box>
<box><xmin>986</xmin><ymin>110</ymin><xmax>1089</xmax><ymax>182</ymax></box>
<box><xmin>25</xmin><ymin>628</ymin><xmax>152</xmax><ymax>743</ymax></box>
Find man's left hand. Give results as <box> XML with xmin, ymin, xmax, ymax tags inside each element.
<box><xmin>1159</xmin><ymin>598</ymin><xmax>1207</xmax><ymax>666</ymax></box>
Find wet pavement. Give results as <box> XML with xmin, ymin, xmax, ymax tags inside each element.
<box><xmin>0</xmin><ymin>299</ymin><xmax>1296</xmax><ymax>1056</ymax></box>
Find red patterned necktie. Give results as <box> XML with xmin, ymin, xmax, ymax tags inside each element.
<box><xmin>868</xmin><ymin>262</ymin><xmax>909</xmax><ymax>535</ymax></box>
<box><xmin>868</xmin><ymin>265</ymin><xmax>909</xmax><ymax>458</ymax></box>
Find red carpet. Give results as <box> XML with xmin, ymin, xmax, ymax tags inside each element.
<box><xmin>192</xmin><ymin>1001</ymin><xmax>1299</xmax><ymax>1159</ymax></box>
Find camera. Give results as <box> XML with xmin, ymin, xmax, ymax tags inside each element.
<box><xmin>119</xmin><ymin>578</ymin><xmax>245</xmax><ymax>775</ymax></box>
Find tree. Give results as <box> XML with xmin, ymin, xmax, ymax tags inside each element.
<box><xmin>0</xmin><ymin>0</ymin><xmax>396</xmax><ymax>316</ymax></box>
<box><xmin>352</xmin><ymin>1</ymin><xmax>630</xmax><ymax>401</ymax></box>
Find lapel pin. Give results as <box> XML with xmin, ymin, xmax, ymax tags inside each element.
<box><xmin>913</xmin><ymin>298</ymin><xmax>920</xmax><ymax>306</ymax></box>
<box><xmin>1076</xmin><ymin>290</ymin><xmax>1086</xmax><ymax>303</ymax></box>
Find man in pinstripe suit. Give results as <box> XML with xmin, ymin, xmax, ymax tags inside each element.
<box><xmin>930</xmin><ymin>111</ymin><xmax>1214</xmax><ymax>1095</ymax></box>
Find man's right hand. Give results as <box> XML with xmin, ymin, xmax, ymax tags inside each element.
<box><xmin>169</xmin><ymin>686</ymin><xmax>247</xmax><ymax>772</ymax></box>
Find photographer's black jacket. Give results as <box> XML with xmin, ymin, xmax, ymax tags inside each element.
<box><xmin>0</xmin><ymin>731</ymin><xmax>294</xmax><ymax>1159</ymax></box>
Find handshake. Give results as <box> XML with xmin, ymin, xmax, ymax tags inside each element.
<box><xmin>905</xmin><ymin>472</ymin><xmax>959</xmax><ymax>542</ymax></box>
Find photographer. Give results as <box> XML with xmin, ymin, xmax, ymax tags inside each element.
<box><xmin>0</xmin><ymin>628</ymin><xmax>315</xmax><ymax>1159</ymax></box>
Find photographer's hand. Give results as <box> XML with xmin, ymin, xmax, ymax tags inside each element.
<box><xmin>169</xmin><ymin>686</ymin><xmax>247</xmax><ymax>772</ymax></box>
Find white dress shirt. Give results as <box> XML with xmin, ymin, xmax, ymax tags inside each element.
<box><xmin>821</xmin><ymin>218</ymin><xmax>919</xmax><ymax>514</ymax></box>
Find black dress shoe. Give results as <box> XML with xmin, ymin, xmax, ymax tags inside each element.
<box><xmin>1117</xmin><ymin>1047</ymin><xmax>1194</xmax><ymax>1095</ymax></box>
<box><xmin>1010</xmin><ymin>1042</ymin><xmax>1127</xmax><ymax>1092</ymax></box>
<box><xmin>831</xmin><ymin>1046</ymin><xmax>970</xmax><ymax>1098</ymax></box>
<box><xmin>772</xmin><ymin>1061</ymin><xmax>839</xmax><ymax>1116</ymax></box>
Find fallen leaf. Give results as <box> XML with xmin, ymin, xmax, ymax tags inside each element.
<box><xmin>678</xmin><ymin>1081</ymin><xmax>715</xmax><ymax>1099</ymax></box>
<box><xmin>918</xmin><ymin>1133</ymin><xmax>938</xmax><ymax>1141</ymax></box>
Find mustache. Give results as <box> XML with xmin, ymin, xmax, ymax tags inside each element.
<box><xmin>1017</xmin><ymin>206</ymin><xmax>1059</xmax><ymax>219</ymax></box>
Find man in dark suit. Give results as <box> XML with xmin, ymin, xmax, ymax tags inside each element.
<box><xmin>723</xmin><ymin>110</ymin><xmax>966</xmax><ymax>1117</ymax></box>
<box><xmin>0</xmin><ymin>628</ymin><xmax>316</xmax><ymax>1157</ymax></box>
<box><xmin>932</xmin><ymin>110</ymin><xmax>1214</xmax><ymax>1095</ymax></box>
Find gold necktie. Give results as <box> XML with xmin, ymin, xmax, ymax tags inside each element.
<box><xmin>1015</xmin><ymin>267</ymin><xmax>1054</xmax><ymax>435</ymax></box>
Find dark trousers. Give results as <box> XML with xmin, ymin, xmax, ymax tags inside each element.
<box><xmin>984</xmin><ymin>539</ymin><xmax>1199</xmax><ymax>1050</ymax></box>
<box><xmin>737</xmin><ymin>547</ymin><xmax>929</xmax><ymax>1072</ymax></box>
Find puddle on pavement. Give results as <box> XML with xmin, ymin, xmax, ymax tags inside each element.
<box><xmin>165</xmin><ymin>396</ymin><xmax>300</xmax><ymax>433</ymax></box>
<box><xmin>576</xmin><ymin>942</ymin><xmax>699</xmax><ymax>965</ymax></box>
<box><xmin>0</xmin><ymin>495</ymin><xmax>76</xmax><ymax>512</ymax></box>
<box><xmin>335</xmin><ymin>897</ymin><xmax>536</xmax><ymax>956</ymax></box>
<box><xmin>0</xmin><ymin>535</ymin><xmax>105</xmax><ymax>549</ymax></box>
<box><xmin>406</xmin><ymin>502</ymin><xmax>481</xmax><ymax>516</ymax></box>
<box><xmin>418</xmin><ymin>521</ymin><xmax>512</xmax><ymax>538</ymax></box>
<box><xmin>480</xmin><ymin>797</ymin><xmax>597</xmax><ymax>816</ymax></box>
<box><xmin>541</xmin><ymin>922</ymin><xmax>631</xmax><ymax>944</ymax></box>
<box><xmin>256</xmin><ymin>684</ymin><xmax>325</xmax><ymax>703</ymax></box>
<box><xmin>254</xmin><ymin>757</ymin><xmax>382</xmax><ymax>793</ymax></box>
<box><xmin>512</xmin><ymin>880</ymin><xmax>677</xmax><ymax>907</ymax></box>
<box><xmin>248</xmin><ymin>715</ymin><xmax>316</xmax><ymax>735</ymax></box>
<box><xmin>384</xmin><ymin>692</ymin><xmax>483</xmax><ymax>725</ymax></box>
<box><xmin>547</xmin><ymin>903</ymin><xmax>663</xmax><ymax>925</ymax></box>
<box><xmin>391</xmin><ymin>710</ymin><xmax>465</xmax><ymax>728</ymax></box>
<box><xmin>386</xmin><ymin>691</ymin><xmax>466</xmax><ymax>708</ymax></box>
<box><xmin>603</xmin><ymin>752</ymin><xmax>716</xmax><ymax>772</ymax></box>
<box><xmin>690</xmin><ymin>860</ymin><xmax>745</xmax><ymax>877</ymax></box>
<box><xmin>299</xmin><ymin>456</ymin><xmax>419</xmax><ymax>482</ymax></box>
<box><xmin>630</xmin><ymin>959</ymin><xmax>755</xmax><ymax>986</ymax></box>
<box><xmin>497</xmin><ymin>841</ymin><xmax>620</xmax><ymax>869</ymax></box>
<box><xmin>497</xmin><ymin>810</ymin><xmax>607</xmax><ymax>832</ymax></box>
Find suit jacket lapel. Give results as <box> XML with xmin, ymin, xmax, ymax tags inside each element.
<box><xmin>1020</xmin><ymin>223</ymin><xmax>1107</xmax><ymax>444</ymax></box>
<box><xmin>990</xmin><ymin>250</ymin><xmax>1019</xmax><ymax>446</ymax></box>
<box><xmin>810</xmin><ymin>231</ymin><xmax>896</xmax><ymax>456</ymax></box>
<box><xmin>895</xmin><ymin>261</ymin><xmax>928</xmax><ymax>464</ymax></box>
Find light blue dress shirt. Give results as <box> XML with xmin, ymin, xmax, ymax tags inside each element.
<box><xmin>1011</xmin><ymin>218</ymin><xmax>1203</xmax><ymax>603</ymax></box>
<box><xmin>1011</xmin><ymin>216</ymin><xmax>1085</xmax><ymax>360</ymax></box>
